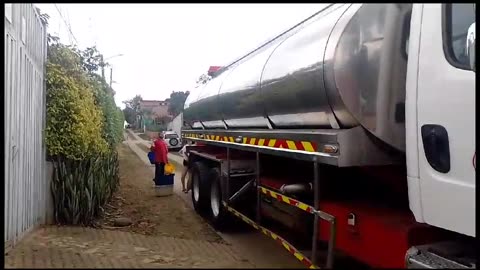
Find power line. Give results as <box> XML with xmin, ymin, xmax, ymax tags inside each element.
<box><xmin>54</xmin><ymin>4</ymin><xmax>78</xmax><ymax>46</ymax></box>
<box><xmin>65</xmin><ymin>8</ymin><xmax>73</xmax><ymax>44</ymax></box>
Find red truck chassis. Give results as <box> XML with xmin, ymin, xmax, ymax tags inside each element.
<box><xmin>182</xmin><ymin>129</ymin><xmax>453</xmax><ymax>268</ymax></box>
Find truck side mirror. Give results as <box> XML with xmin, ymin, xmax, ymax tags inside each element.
<box><xmin>466</xmin><ymin>22</ymin><xmax>475</xmax><ymax>72</ymax></box>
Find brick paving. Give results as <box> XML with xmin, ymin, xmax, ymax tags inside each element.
<box><xmin>4</xmin><ymin>226</ymin><xmax>253</xmax><ymax>268</ymax></box>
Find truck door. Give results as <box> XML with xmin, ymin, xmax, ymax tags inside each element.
<box><xmin>416</xmin><ymin>4</ymin><xmax>475</xmax><ymax>237</ymax></box>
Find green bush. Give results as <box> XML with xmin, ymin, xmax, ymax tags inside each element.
<box><xmin>89</xmin><ymin>75</ymin><xmax>125</xmax><ymax>146</ymax></box>
<box><xmin>46</xmin><ymin>40</ymin><xmax>125</xmax><ymax>225</ymax></box>
<box><xmin>46</xmin><ymin>60</ymin><xmax>108</xmax><ymax>160</ymax></box>
<box><xmin>51</xmin><ymin>152</ymin><xmax>119</xmax><ymax>225</ymax></box>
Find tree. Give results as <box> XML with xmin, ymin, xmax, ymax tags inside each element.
<box><xmin>123</xmin><ymin>95</ymin><xmax>143</xmax><ymax>114</ymax></box>
<box><xmin>122</xmin><ymin>107</ymin><xmax>136</xmax><ymax>125</ymax></box>
<box><xmin>35</xmin><ymin>7</ymin><xmax>50</xmax><ymax>26</ymax></box>
<box><xmin>46</xmin><ymin>43</ymin><xmax>108</xmax><ymax>159</ymax></box>
<box><xmin>79</xmin><ymin>46</ymin><xmax>103</xmax><ymax>75</ymax></box>
<box><xmin>167</xmin><ymin>91</ymin><xmax>189</xmax><ymax>117</ymax></box>
<box><xmin>123</xmin><ymin>95</ymin><xmax>143</xmax><ymax>129</ymax></box>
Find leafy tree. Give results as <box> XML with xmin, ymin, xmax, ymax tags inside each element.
<box><xmin>46</xmin><ymin>43</ymin><xmax>108</xmax><ymax>159</ymax></box>
<box><xmin>88</xmin><ymin>74</ymin><xmax>124</xmax><ymax>146</ymax></box>
<box><xmin>46</xmin><ymin>34</ymin><xmax>125</xmax><ymax>158</ymax></box>
<box><xmin>167</xmin><ymin>91</ymin><xmax>189</xmax><ymax>117</ymax></box>
<box><xmin>123</xmin><ymin>95</ymin><xmax>143</xmax><ymax>128</ymax></box>
<box><xmin>35</xmin><ymin>7</ymin><xmax>50</xmax><ymax>26</ymax></box>
<box><xmin>79</xmin><ymin>46</ymin><xmax>104</xmax><ymax>74</ymax></box>
<box><xmin>122</xmin><ymin>107</ymin><xmax>136</xmax><ymax>125</ymax></box>
<box><xmin>123</xmin><ymin>95</ymin><xmax>143</xmax><ymax>113</ymax></box>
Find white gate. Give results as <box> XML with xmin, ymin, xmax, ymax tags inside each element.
<box><xmin>4</xmin><ymin>3</ymin><xmax>49</xmax><ymax>249</ymax></box>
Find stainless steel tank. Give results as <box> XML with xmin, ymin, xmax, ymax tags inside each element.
<box><xmin>184</xmin><ymin>3</ymin><xmax>412</xmax><ymax>152</ymax></box>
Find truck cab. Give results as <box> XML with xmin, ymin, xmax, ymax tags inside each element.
<box><xmin>404</xmin><ymin>4</ymin><xmax>475</xmax><ymax>268</ymax></box>
<box><xmin>406</xmin><ymin>3</ymin><xmax>475</xmax><ymax>237</ymax></box>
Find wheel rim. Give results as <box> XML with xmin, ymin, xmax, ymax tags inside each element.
<box><xmin>193</xmin><ymin>173</ymin><xmax>200</xmax><ymax>202</ymax></box>
<box><xmin>211</xmin><ymin>181</ymin><xmax>220</xmax><ymax>218</ymax></box>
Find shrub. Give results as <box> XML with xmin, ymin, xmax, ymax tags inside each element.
<box><xmin>46</xmin><ymin>60</ymin><xmax>108</xmax><ymax>160</ymax></box>
<box><xmin>89</xmin><ymin>75</ymin><xmax>125</xmax><ymax>146</ymax></box>
<box><xmin>46</xmin><ymin>40</ymin><xmax>124</xmax><ymax>225</ymax></box>
<box><xmin>51</xmin><ymin>152</ymin><xmax>119</xmax><ymax>225</ymax></box>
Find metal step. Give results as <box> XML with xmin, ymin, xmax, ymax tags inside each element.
<box><xmin>228</xmin><ymin>172</ymin><xmax>256</xmax><ymax>178</ymax></box>
<box><xmin>406</xmin><ymin>242</ymin><xmax>476</xmax><ymax>269</ymax></box>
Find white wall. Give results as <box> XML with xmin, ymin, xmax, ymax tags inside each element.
<box><xmin>4</xmin><ymin>4</ymin><xmax>49</xmax><ymax>250</ymax></box>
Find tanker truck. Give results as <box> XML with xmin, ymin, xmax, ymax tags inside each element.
<box><xmin>181</xmin><ymin>3</ymin><xmax>476</xmax><ymax>268</ymax></box>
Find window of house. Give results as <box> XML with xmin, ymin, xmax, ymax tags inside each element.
<box><xmin>443</xmin><ymin>3</ymin><xmax>476</xmax><ymax>70</ymax></box>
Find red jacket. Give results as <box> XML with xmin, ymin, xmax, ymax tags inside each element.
<box><xmin>152</xmin><ymin>139</ymin><xmax>168</xmax><ymax>164</ymax></box>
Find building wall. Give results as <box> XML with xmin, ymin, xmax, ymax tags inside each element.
<box><xmin>139</xmin><ymin>100</ymin><xmax>171</xmax><ymax>120</ymax></box>
<box><xmin>4</xmin><ymin>4</ymin><xmax>50</xmax><ymax>250</ymax></box>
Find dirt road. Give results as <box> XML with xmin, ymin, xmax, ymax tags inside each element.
<box><xmin>96</xmin><ymin>144</ymin><xmax>222</xmax><ymax>243</ymax></box>
<box><xmin>126</xmin><ymin>131</ymin><xmax>304</xmax><ymax>268</ymax></box>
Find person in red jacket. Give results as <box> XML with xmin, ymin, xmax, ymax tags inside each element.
<box><xmin>151</xmin><ymin>132</ymin><xmax>169</xmax><ymax>183</ymax></box>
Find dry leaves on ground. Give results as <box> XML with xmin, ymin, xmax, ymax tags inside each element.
<box><xmin>96</xmin><ymin>143</ymin><xmax>224</xmax><ymax>244</ymax></box>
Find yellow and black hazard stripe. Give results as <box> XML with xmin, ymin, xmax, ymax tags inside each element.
<box><xmin>183</xmin><ymin>133</ymin><xmax>318</xmax><ymax>153</ymax></box>
<box><xmin>223</xmin><ymin>202</ymin><xmax>317</xmax><ymax>269</ymax></box>
<box><xmin>183</xmin><ymin>133</ymin><xmax>202</xmax><ymax>139</ymax></box>
<box><xmin>259</xmin><ymin>187</ymin><xmax>315</xmax><ymax>214</ymax></box>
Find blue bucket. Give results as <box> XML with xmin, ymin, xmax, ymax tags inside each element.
<box><xmin>154</xmin><ymin>174</ymin><xmax>174</xmax><ymax>186</ymax></box>
<box><xmin>147</xmin><ymin>151</ymin><xmax>155</xmax><ymax>165</ymax></box>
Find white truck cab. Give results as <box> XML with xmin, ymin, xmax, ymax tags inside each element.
<box><xmin>405</xmin><ymin>4</ymin><xmax>475</xmax><ymax>268</ymax></box>
<box><xmin>406</xmin><ymin>3</ymin><xmax>475</xmax><ymax>237</ymax></box>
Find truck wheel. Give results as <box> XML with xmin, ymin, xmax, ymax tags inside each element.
<box><xmin>191</xmin><ymin>162</ymin><xmax>210</xmax><ymax>215</ymax></box>
<box><xmin>208</xmin><ymin>167</ymin><xmax>231</xmax><ymax>231</ymax></box>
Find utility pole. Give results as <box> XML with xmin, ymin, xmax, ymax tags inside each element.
<box><xmin>109</xmin><ymin>68</ymin><xmax>113</xmax><ymax>88</ymax></box>
<box><xmin>100</xmin><ymin>55</ymin><xmax>105</xmax><ymax>80</ymax></box>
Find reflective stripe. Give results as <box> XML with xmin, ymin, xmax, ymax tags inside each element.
<box><xmin>260</xmin><ymin>187</ymin><xmax>315</xmax><ymax>214</ymax></box>
<box><xmin>183</xmin><ymin>133</ymin><xmax>319</xmax><ymax>153</ymax></box>
<box><xmin>223</xmin><ymin>202</ymin><xmax>317</xmax><ymax>269</ymax></box>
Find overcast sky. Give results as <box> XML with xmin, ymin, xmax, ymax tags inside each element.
<box><xmin>35</xmin><ymin>4</ymin><xmax>329</xmax><ymax>108</ymax></box>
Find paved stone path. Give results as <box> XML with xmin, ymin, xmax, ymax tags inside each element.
<box><xmin>4</xmin><ymin>226</ymin><xmax>252</xmax><ymax>268</ymax></box>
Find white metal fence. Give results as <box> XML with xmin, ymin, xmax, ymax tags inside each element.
<box><xmin>4</xmin><ymin>4</ymin><xmax>49</xmax><ymax>249</ymax></box>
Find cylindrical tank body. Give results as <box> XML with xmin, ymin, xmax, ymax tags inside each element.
<box><xmin>184</xmin><ymin>4</ymin><xmax>412</xmax><ymax>152</ymax></box>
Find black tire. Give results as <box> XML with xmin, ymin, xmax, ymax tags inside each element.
<box><xmin>191</xmin><ymin>162</ymin><xmax>210</xmax><ymax>215</ymax></box>
<box><xmin>208</xmin><ymin>167</ymin><xmax>232</xmax><ymax>231</ymax></box>
<box><xmin>169</xmin><ymin>138</ymin><xmax>179</xmax><ymax>147</ymax></box>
